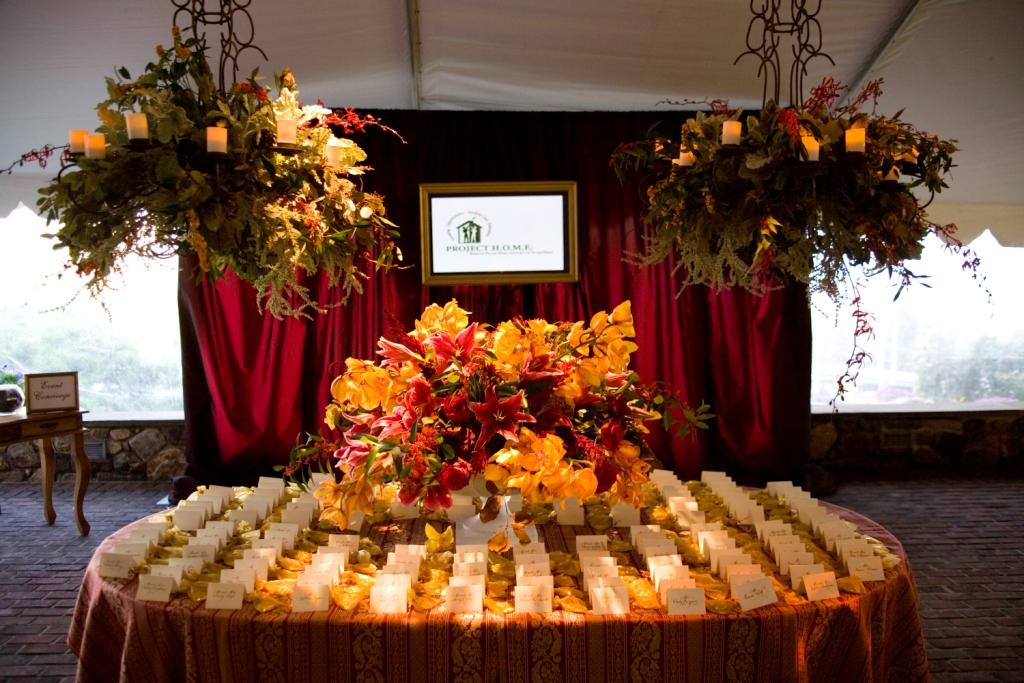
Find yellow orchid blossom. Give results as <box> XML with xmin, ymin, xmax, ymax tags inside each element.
<box><xmin>413</xmin><ymin>299</ymin><xmax>470</xmax><ymax>339</ymax></box>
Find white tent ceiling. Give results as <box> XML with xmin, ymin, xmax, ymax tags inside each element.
<box><xmin>1</xmin><ymin>0</ymin><xmax>1021</xmax><ymax>243</ymax></box>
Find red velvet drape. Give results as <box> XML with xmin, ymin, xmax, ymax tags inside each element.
<box><xmin>178</xmin><ymin>111</ymin><xmax>810</xmax><ymax>486</ymax></box>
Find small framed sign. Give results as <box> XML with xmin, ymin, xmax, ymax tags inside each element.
<box><xmin>25</xmin><ymin>372</ymin><xmax>79</xmax><ymax>414</ymax></box>
<box><xmin>419</xmin><ymin>181</ymin><xmax>578</xmax><ymax>286</ymax></box>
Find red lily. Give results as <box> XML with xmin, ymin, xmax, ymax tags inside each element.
<box><xmin>469</xmin><ymin>386</ymin><xmax>534</xmax><ymax>449</ymax></box>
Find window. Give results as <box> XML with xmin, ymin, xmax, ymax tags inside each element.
<box><xmin>0</xmin><ymin>204</ymin><xmax>183</xmax><ymax>418</ymax></box>
<box><xmin>811</xmin><ymin>230</ymin><xmax>1024</xmax><ymax>410</ymax></box>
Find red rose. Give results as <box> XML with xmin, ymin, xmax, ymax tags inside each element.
<box><xmin>436</xmin><ymin>458</ymin><xmax>471</xmax><ymax>492</ymax></box>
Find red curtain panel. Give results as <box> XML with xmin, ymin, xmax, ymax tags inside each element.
<box><xmin>178</xmin><ymin>111</ymin><xmax>811</xmax><ymax>486</ymax></box>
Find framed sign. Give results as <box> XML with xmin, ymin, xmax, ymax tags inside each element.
<box><xmin>419</xmin><ymin>181</ymin><xmax>578</xmax><ymax>286</ymax></box>
<box><xmin>25</xmin><ymin>372</ymin><xmax>79</xmax><ymax>413</ymax></box>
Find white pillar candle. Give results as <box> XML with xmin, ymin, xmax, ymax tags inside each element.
<box><xmin>721</xmin><ymin>121</ymin><xmax>742</xmax><ymax>145</ymax></box>
<box><xmin>276</xmin><ymin>119</ymin><xmax>297</xmax><ymax>145</ymax></box>
<box><xmin>672</xmin><ymin>151</ymin><xmax>696</xmax><ymax>167</ymax></box>
<box><xmin>324</xmin><ymin>139</ymin><xmax>342</xmax><ymax>168</ymax></box>
<box><xmin>69</xmin><ymin>129</ymin><xmax>88</xmax><ymax>154</ymax></box>
<box><xmin>125</xmin><ymin>113</ymin><xmax>149</xmax><ymax>140</ymax></box>
<box><xmin>84</xmin><ymin>133</ymin><xmax>106</xmax><ymax>159</ymax></box>
<box><xmin>845</xmin><ymin>128</ymin><xmax>866</xmax><ymax>153</ymax></box>
<box><xmin>207</xmin><ymin>126</ymin><xmax>228</xmax><ymax>153</ymax></box>
<box><xmin>801</xmin><ymin>136</ymin><xmax>820</xmax><ymax>161</ymax></box>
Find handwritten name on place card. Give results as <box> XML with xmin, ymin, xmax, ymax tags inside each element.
<box><xmin>99</xmin><ymin>553</ymin><xmax>135</xmax><ymax>579</ymax></box>
<box><xmin>803</xmin><ymin>571</ymin><xmax>840</xmax><ymax>602</ymax></box>
<box><xmin>136</xmin><ymin>574</ymin><xmax>174</xmax><ymax>603</ymax></box>
<box><xmin>445</xmin><ymin>584</ymin><xmax>484</xmax><ymax>613</ymax></box>
<box><xmin>205</xmin><ymin>582</ymin><xmax>244</xmax><ymax>610</ymax></box>
<box><xmin>666</xmin><ymin>587</ymin><xmax>706</xmax><ymax>615</ymax></box>
<box><xmin>735</xmin><ymin>575</ymin><xmax>777</xmax><ymax>612</ymax></box>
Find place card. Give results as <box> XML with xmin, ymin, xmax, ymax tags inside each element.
<box><xmin>590</xmin><ymin>585</ymin><xmax>630</xmax><ymax>615</ymax></box>
<box><xmin>648</xmin><ymin>469</ymin><xmax>679</xmax><ymax>485</ymax></box>
<box><xmin>182</xmin><ymin>542</ymin><xmax>216</xmax><ymax>563</ymax></box>
<box><xmin>298</xmin><ymin>567</ymin><xmax>337</xmax><ymax>587</ymax></box>
<box><xmin>393</xmin><ymin>543</ymin><xmax>426</xmax><ymax>557</ymax></box>
<box><xmin>257</xmin><ymin>476</ymin><xmax>286</xmax><ymax>491</ymax></box>
<box><xmin>660</xmin><ymin>484</ymin><xmax>690</xmax><ymax>499</ymax></box>
<box><xmin>292</xmin><ymin>583</ymin><xmax>331</xmax><ymax>612</ymax></box>
<box><xmin>837</xmin><ymin>539</ymin><xmax>874</xmax><ymax>564</ymax></box>
<box><xmin>234</xmin><ymin>557</ymin><xmax>270</xmax><ymax>581</ymax></box>
<box><xmin>309</xmin><ymin>472</ymin><xmax>332</xmax><ymax>488</ymax></box>
<box><xmin>390</xmin><ymin>499</ymin><xmax>420</xmax><ymax>520</ymax></box>
<box><xmin>665</xmin><ymin>587</ymin><xmax>705</xmax><ymax>615</ymax></box>
<box><xmin>228</xmin><ymin>508</ymin><xmax>260</xmax><ymax>528</ymax></box>
<box><xmin>449</xmin><ymin>574</ymin><xmax>486</xmax><ymax>589</ymax></box>
<box><xmin>647</xmin><ymin>553</ymin><xmax>683</xmax><ymax>575</ymax></box>
<box><xmin>689</xmin><ymin>521</ymin><xmax>723</xmax><ymax>536</ymax></box>
<box><xmin>512</xmin><ymin>542</ymin><xmax>547</xmax><ymax>558</ymax></box>
<box><xmin>206</xmin><ymin>582</ymin><xmax>244</xmax><ymax>610</ymax></box>
<box><xmin>242</xmin><ymin>547</ymin><xmax>277</xmax><ymax>566</ymax></box>
<box><xmin>516</xmin><ymin>560</ymin><xmax>551</xmax><ymax>579</ymax></box>
<box><xmin>582</xmin><ymin>564</ymin><xmax>618</xmax><ymax>590</ymax></box>
<box><xmin>385</xmin><ymin>554</ymin><xmax>421</xmax><ymax>575</ymax></box>
<box><xmin>513</xmin><ymin>584</ymin><xmax>553</xmax><ymax>613</ymax></box>
<box><xmin>847</xmin><ymin>555</ymin><xmax>885</xmax><ymax>582</ymax></box>
<box><xmin>630</xmin><ymin>524</ymin><xmax>661</xmax><ymax>538</ymax></box>
<box><xmin>802</xmin><ymin>571</ymin><xmax>840</xmax><ymax>602</ymax></box>
<box><xmin>651</xmin><ymin>564</ymin><xmax>691</xmax><ymax>595</ymax></box>
<box><xmin>168</xmin><ymin>557</ymin><xmax>204</xmax><ymax>575</ymax></box>
<box><xmin>205</xmin><ymin>519</ymin><xmax>236</xmax><ymax>536</ymax></box>
<box><xmin>555</xmin><ymin>498</ymin><xmax>584</xmax><ymax>526</ymax></box>
<box><xmin>149</xmin><ymin>564</ymin><xmax>183</xmax><ymax>589</ymax></box>
<box><xmin>375</xmin><ymin>573</ymin><xmax>412</xmax><ymax>591</ymax></box>
<box><xmin>575</xmin><ymin>535</ymin><xmax>609</xmax><ymax>553</ymax></box>
<box><xmin>711</xmin><ymin>549</ymin><xmax>748</xmax><ymax>577</ymax></box>
<box><xmin>281</xmin><ymin>506</ymin><xmax>312</xmax><ymax>528</ymax></box>
<box><xmin>641</xmin><ymin>539</ymin><xmax>678</xmax><ymax>559</ymax></box>
<box><xmin>657</xmin><ymin>576</ymin><xmax>697</xmax><ymax>605</ymax></box>
<box><xmin>328</xmin><ymin>534</ymin><xmax>360</xmax><ymax>552</ymax></box>
<box><xmin>195</xmin><ymin>528</ymin><xmax>225</xmax><ymax>548</ymax></box>
<box><xmin>777</xmin><ymin>549</ymin><xmax>813</xmax><ymax>575</ymax></box>
<box><xmin>370</xmin><ymin>585</ymin><xmax>408</xmax><ymax>614</ymax></box>
<box><xmin>580</xmin><ymin>555</ymin><xmax>616</xmax><ymax>572</ymax></box>
<box><xmin>98</xmin><ymin>552</ymin><xmax>135</xmax><ymax>579</ymax></box>
<box><xmin>734</xmin><ymin>575</ymin><xmax>777</xmax><ymax>612</ymax></box>
<box><xmin>725</xmin><ymin>563</ymin><xmax>762</xmax><ymax>582</ymax></box>
<box><xmin>251</xmin><ymin>538</ymin><xmax>283</xmax><ymax>560</ymax></box>
<box><xmin>446</xmin><ymin>583</ymin><xmax>484</xmax><ymax>613</ymax></box>
<box><xmin>264</xmin><ymin>529</ymin><xmax>296</xmax><ymax>551</ymax></box>
<box><xmin>453</xmin><ymin>561</ymin><xmax>487</xmax><ymax>578</ymax></box>
<box><xmin>454</xmin><ymin>550</ymin><xmax>486</xmax><ymax>565</ymax></box>
<box><xmin>218</xmin><ymin>568</ymin><xmax>255</xmax><ymax>592</ymax></box>
<box><xmin>697</xmin><ymin>530</ymin><xmax>734</xmax><ymax>555</ymax></box>
<box><xmin>127</xmin><ymin>526</ymin><xmax>161</xmax><ymax>546</ymax></box>
<box><xmin>243</xmin><ymin>496</ymin><xmax>273</xmax><ymax>520</ymax></box>
<box><xmin>789</xmin><ymin>563</ymin><xmax>824</xmax><ymax>592</ymax></box>
<box><xmin>456</xmin><ymin>543</ymin><xmax>489</xmax><ymax>557</ymax></box>
<box><xmin>207</xmin><ymin>484</ymin><xmax>234</xmax><ymax>505</ymax></box>
<box><xmin>505</xmin><ymin>493</ymin><xmax>524</xmax><ymax>512</ymax></box>
<box><xmin>172</xmin><ymin>507</ymin><xmax>204</xmax><ymax>532</ymax></box>
<box><xmin>728</xmin><ymin>572</ymin><xmax>764</xmax><ymax>597</ymax></box>
<box><xmin>610</xmin><ymin>502</ymin><xmax>642</xmax><ymax>526</ymax></box>
<box><xmin>136</xmin><ymin>574</ymin><xmax>174</xmax><ymax>602</ymax></box>
<box><xmin>112</xmin><ymin>541</ymin><xmax>149</xmax><ymax>563</ymax></box>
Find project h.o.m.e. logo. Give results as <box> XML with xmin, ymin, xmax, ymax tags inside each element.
<box><xmin>446</xmin><ymin>211</ymin><xmax>492</xmax><ymax>245</ymax></box>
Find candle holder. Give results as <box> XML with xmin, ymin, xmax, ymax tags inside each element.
<box><xmin>128</xmin><ymin>139</ymin><xmax>156</xmax><ymax>151</ymax></box>
<box><xmin>272</xmin><ymin>143</ymin><xmax>300</xmax><ymax>156</ymax></box>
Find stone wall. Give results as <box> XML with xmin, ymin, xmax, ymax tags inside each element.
<box><xmin>2</xmin><ymin>410</ymin><xmax>1021</xmax><ymax>483</ymax></box>
<box><xmin>810</xmin><ymin>409</ymin><xmax>1023</xmax><ymax>478</ymax></box>
<box><xmin>0</xmin><ymin>421</ymin><xmax>186</xmax><ymax>483</ymax></box>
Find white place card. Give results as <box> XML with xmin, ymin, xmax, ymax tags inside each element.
<box><xmin>234</xmin><ymin>557</ymin><xmax>270</xmax><ymax>582</ymax></box>
<box><xmin>575</xmin><ymin>535</ymin><xmax>609</xmax><ymax>552</ymax></box>
<box><xmin>98</xmin><ymin>552</ymin><xmax>135</xmax><ymax>579</ymax></box>
<box><xmin>777</xmin><ymin>549</ymin><xmax>813</xmax><ymax>576</ymax></box>
<box><xmin>648</xmin><ymin>469</ymin><xmax>679</xmax><ymax>484</ymax></box>
<box><xmin>647</xmin><ymin>553</ymin><xmax>683</xmax><ymax>575</ymax></box>
<box><xmin>580</xmin><ymin>555</ymin><xmax>616</xmax><ymax>573</ymax></box>
<box><xmin>369</xmin><ymin>585</ymin><xmax>408</xmax><ymax>614</ymax></box>
<box><xmin>375</xmin><ymin>573</ymin><xmax>412</xmax><ymax>591</ymax></box>
<box><xmin>445</xmin><ymin>583</ymin><xmax>484</xmax><ymax>613</ymax></box>
<box><xmin>630</xmin><ymin>524</ymin><xmax>661</xmax><ymax>538</ymax></box>
<box><xmin>112</xmin><ymin>542</ymin><xmax>149</xmax><ymax>563</ymax></box>
<box><xmin>642</xmin><ymin>540</ymin><xmax>678</xmax><ymax>559</ymax></box>
<box><xmin>207</xmin><ymin>484</ymin><xmax>234</xmax><ymax>505</ymax></box>
<box><xmin>590</xmin><ymin>585</ymin><xmax>630</xmax><ymax>615</ymax></box>
<box><xmin>728</xmin><ymin>572</ymin><xmax>764</xmax><ymax>597</ymax></box>
<box><xmin>512</xmin><ymin>543</ymin><xmax>547</xmax><ymax>558</ymax></box>
<box><xmin>169</xmin><ymin>557</ymin><xmax>204</xmax><ymax>575</ymax></box>
<box><xmin>393</xmin><ymin>543</ymin><xmax>426</xmax><ymax>557</ymax></box>
<box><xmin>456</xmin><ymin>543</ymin><xmax>489</xmax><ymax>557</ymax></box>
<box><xmin>652</xmin><ymin>564</ymin><xmax>691</xmax><ymax>595</ymax></box>
<box><xmin>195</xmin><ymin>528</ymin><xmax>225</xmax><ymax>548</ymax></box>
<box><xmin>698</xmin><ymin>530</ymin><xmax>735</xmax><ymax>555</ymax></box>
<box><xmin>182</xmin><ymin>542</ymin><xmax>216</xmax><ymax>563</ymax></box>
<box><xmin>243</xmin><ymin>547</ymin><xmax>277</xmax><ymax>566</ymax></box>
<box><xmin>453</xmin><ymin>561</ymin><xmax>487</xmax><ymax>578</ymax></box>
<box><xmin>513</xmin><ymin>585</ymin><xmax>553</xmax><ymax>613</ymax></box>
<box><xmin>847</xmin><ymin>555</ymin><xmax>885</xmax><ymax>582</ymax></box>
<box><xmin>264</xmin><ymin>529</ymin><xmax>295</xmax><ymax>551</ymax></box>
<box><xmin>206</xmin><ymin>582</ymin><xmax>244</xmax><ymax>610</ymax></box>
<box><xmin>173</xmin><ymin>508</ymin><xmax>204</xmax><ymax>532</ymax></box>
<box><xmin>517</xmin><ymin>575</ymin><xmax>555</xmax><ymax>593</ymax></box>
<box><xmin>660</xmin><ymin>484</ymin><xmax>690</xmax><ymax>499</ymax></box>
<box><xmin>292</xmin><ymin>583</ymin><xmax>331</xmax><ymax>612</ymax></box>
<box><xmin>657</xmin><ymin>576</ymin><xmax>697</xmax><ymax>605</ymax></box>
<box><xmin>221</xmin><ymin>567</ymin><xmax>256</xmax><ymax>592</ymax></box>
<box><xmin>665</xmin><ymin>587</ymin><xmax>705</xmax><ymax>615</ymax></box>
<box><xmin>386</xmin><ymin>552</ymin><xmax>421</xmax><ymax>572</ymax></box>
<box><xmin>711</xmin><ymin>549</ymin><xmax>748</xmax><ymax>577</ymax></box>
<box><xmin>725</xmin><ymin>563</ymin><xmax>762</xmax><ymax>582</ymax></box>
<box><xmin>555</xmin><ymin>499</ymin><xmax>584</xmax><ymax>526</ymax></box>
<box><xmin>516</xmin><ymin>561</ymin><xmax>551</xmax><ymax>579</ymax></box>
<box><xmin>454</xmin><ymin>551</ymin><xmax>486</xmax><ymax>565</ymax></box>
<box><xmin>281</xmin><ymin>507</ymin><xmax>312</xmax><ymax>527</ymax></box>
<box><xmin>789</xmin><ymin>563</ymin><xmax>824</xmax><ymax>591</ymax></box>
<box><xmin>689</xmin><ymin>521</ymin><xmax>723</xmax><ymax>536</ymax></box>
<box><xmin>803</xmin><ymin>571</ymin><xmax>840</xmax><ymax>602</ymax></box>
<box><xmin>610</xmin><ymin>503</ymin><xmax>642</xmax><ymax>526</ymax></box>
<box><xmin>136</xmin><ymin>574</ymin><xmax>174</xmax><ymax>602</ymax></box>
<box><xmin>149</xmin><ymin>564</ymin><xmax>183</xmax><ymax>590</ymax></box>
<box><xmin>257</xmin><ymin>476</ymin><xmax>286</xmax><ymax>491</ymax></box>
<box><xmin>328</xmin><ymin>534</ymin><xmax>360</xmax><ymax>552</ymax></box>
<box><xmin>447</xmin><ymin>505</ymin><xmax>477</xmax><ymax>523</ymax></box>
<box><xmin>582</xmin><ymin>564</ymin><xmax>618</xmax><ymax>590</ymax></box>
<box><xmin>449</xmin><ymin>574</ymin><xmax>486</xmax><ymax>589</ymax></box>
<box><xmin>251</xmin><ymin>538</ymin><xmax>283</xmax><ymax>560</ymax></box>
<box><xmin>505</xmin><ymin>493</ymin><xmax>524</xmax><ymax>512</ymax></box>
<box><xmin>205</xmin><ymin>520</ymin><xmax>236</xmax><ymax>536</ymax></box>
<box><xmin>228</xmin><ymin>508</ymin><xmax>260</xmax><ymax>528</ymax></box>
<box><xmin>768</xmin><ymin>536</ymin><xmax>805</xmax><ymax>557</ymax></box>
<box><xmin>734</xmin><ymin>575</ymin><xmax>777</xmax><ymax>612</ymax></box>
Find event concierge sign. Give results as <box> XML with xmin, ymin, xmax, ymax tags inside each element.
<box><xmin>419</xmin><ymin>181</ymin><xmax>578</xmax><ymax>286</ymax></box>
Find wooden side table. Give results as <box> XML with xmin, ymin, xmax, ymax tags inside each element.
<box><xmin>0</xmin><ymin>410</ymin><xmax>90</xmax><ymax>535</ymax></box>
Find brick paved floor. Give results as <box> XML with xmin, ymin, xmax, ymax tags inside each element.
<box><xmin>0</xmin><ymin>478</ymin><xmax>1021</xmax><ymax>682</ymax></box>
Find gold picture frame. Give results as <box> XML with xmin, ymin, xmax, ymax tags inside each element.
<box><xmin>419</xmin><ymin>181</ymin><xmax>578</xmax><ymax>286</ymax></box>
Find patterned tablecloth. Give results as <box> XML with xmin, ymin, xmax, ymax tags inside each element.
<box><xmin>68</xmin><ymin>502</ymin><xmax>929</xmax><ymax>683</ymax></box>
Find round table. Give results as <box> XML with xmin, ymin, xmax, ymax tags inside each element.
<box><xmin>68</xmin><ymin>503</ymin><xmax>929</xmax><ymax>683</ymax></box>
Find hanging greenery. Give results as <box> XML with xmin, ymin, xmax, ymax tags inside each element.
<box><xmin>36</xmin><ymin>29</ymin><xmax>401</xmax><ymax>318</ymax></box>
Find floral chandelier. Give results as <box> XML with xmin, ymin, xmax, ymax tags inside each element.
<box><xmin>612</xmin><ymin>0</ymin><xmax>976</xmax><ymax>305</ymax></box>
<box><xmin>28</xmin><ymin>0</ymin><xmax>401</xmax><ymax>318</ymax></box>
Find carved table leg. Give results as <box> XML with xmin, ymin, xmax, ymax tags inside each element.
<box><xmin>40</xmin><ymin>437</ymin><xmax>56</xmax><ymax>525</ymax></box>
<box><xmin>71</xmin><ymin>429</ymin><xmax>91</xmax><ymax>536</ymax></box>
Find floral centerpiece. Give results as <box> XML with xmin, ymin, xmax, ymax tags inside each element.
<box><xmin>300</xmin><ymin>300</ymin><xmax>710</xmax><ymax>530</ymax></box>
<box><xmin>35</xmin><ymin>29</ymin><xmax>400</xmax><ymax>318</ymax></box>
<box><xmin>611</xmin><ymin>78</ymin><xmax>973</xmax><ymax>303</ymax></box>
